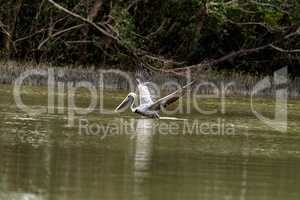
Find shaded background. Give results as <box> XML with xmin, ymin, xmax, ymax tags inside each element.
<box><xmin>1</xmin><ymin>0</ymin><xmax>300</xmax><ymax>75</ymax></box>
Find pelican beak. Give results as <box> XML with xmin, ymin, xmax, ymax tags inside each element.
<box><xmin>115</xmin><ymin>95</ymin><xmax>133</xmax><ymax>112</ymax></box>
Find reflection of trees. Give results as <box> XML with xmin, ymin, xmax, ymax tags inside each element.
<box><xmin>0</xmin><ymin>139</ymin><xmax>49</xmax><ymax>200</ymax></box>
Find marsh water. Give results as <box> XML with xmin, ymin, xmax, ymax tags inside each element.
<box><xmin>1</xmin><ymin>85</ymin><xmax>300</xmax><ymax>200</ymax></box>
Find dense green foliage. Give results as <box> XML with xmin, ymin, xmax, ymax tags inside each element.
<box><xmin>1</xmin><ymin>0</ymin><xmax>300</xmax><ymax>75</ymax></box>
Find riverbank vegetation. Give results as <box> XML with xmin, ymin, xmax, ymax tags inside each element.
<box><xmin>1</xmin><ymin>60</ymin><xmax>300</xmax><ymax>97</ymax></box>
<box><xmin>1</xmin><ymin>0</ymin><xmax>300</xmax><ymax>76</ymax></box>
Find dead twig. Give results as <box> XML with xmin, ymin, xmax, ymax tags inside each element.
<box><xmin>270</xmin><ymin>44</ymin><xmax>300</xmax><ymax>53</ymax></box>
<box><xmin>47</xmin><ymin>0</ymin><xmax>119</xmax><ymax>41</ymax></box>
<box><xmin>38</xmin><ymin>24</ymin><xmax>86</xmax><ymax>49</ymax></box>
<box><xmin>166</xmin><ymin>26</ymin><xmax>300</xmax><ymax>73</ymax></box>
<box><xmin>14</xmin><ymin>29</ymin><xmax>47</xmax><ymax>44</ymax></box>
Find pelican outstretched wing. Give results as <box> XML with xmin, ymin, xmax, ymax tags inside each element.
<box><xmin>149</xmin><ymin>81</ymin><xmax>195</xmax><ymax>110</ymax></box>
<box><xmin>137</xmin><ymin>79</ymin><xmax>154</xmax><ymax>105</ymax></box>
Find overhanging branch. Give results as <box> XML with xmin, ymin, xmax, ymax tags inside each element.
<box><xmin>167</xmin><ymin>27</ymin><xmax>300</xmax><ymax>73</ymax></box>
<box><xmin>47</xmin><ymin>0</ymin><xmax>119</xmax><ymax>42</ymax></box>
<box><xmin>38</xmin><ymin>24</ymin><xmax>86</xmax><ymax>49</ymax></box>
<box><xmin>270</xmin><ymin>44</ymin><xmax>300</xmax><ymax>53</ymax></box>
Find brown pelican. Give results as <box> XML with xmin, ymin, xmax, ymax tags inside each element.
<box><xmin>115</xmin><ymin>79</ymin><xmax>194</xmax><ymax>118</ymax></box>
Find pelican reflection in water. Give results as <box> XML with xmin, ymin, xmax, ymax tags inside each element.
<box><xmin>134</xmin><ymin>118</ymin><xmax>154</xmax><ymax>180</ymax></box>
<box><xmin>133</xmin><ymin>118</ymin><xmax>155</xmax><ymax>200</ymax></box>
<box><xmin>115</xmin><ymin>79</ymin><xmax>194</xmax><ymax>118</ymax></box>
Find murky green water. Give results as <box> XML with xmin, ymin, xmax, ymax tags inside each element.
<box><xmin>1</xmin><ymin>85</ymin><xmax>300</xmax><ymax>200</ymax></box>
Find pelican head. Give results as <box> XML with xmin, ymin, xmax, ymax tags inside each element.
<box><xmin>115</xmin><ymin>92</ymin><xmax>137</xmax><ymax>112</ymax></box>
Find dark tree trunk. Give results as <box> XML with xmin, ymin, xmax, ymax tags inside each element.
<box><xmin>0</xmin><ymin>0</ymin><xmax>23</xmax><ymax>59</ymax></box>
<box><xmin>80</xmin><ymin>0</ymin><xmax>113</xmax><ymax>64</ymax></box>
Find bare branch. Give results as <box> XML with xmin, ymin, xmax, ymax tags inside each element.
<box><xmin>208</xmin><ymin>0</ymin><xmax>238</xmax><ymax>7</ymax></box>
<box><xmin>226</xmin><ymin>19</ymin><xmax>286</xmax><ymax>32</ymax></box>
<box><xmin>0</xmin><ymin>20</ymin><xmax>16</xmax><ymax>52</ymax></box>
<box><xmin>146</xmin><ymin>19</ymin><xmax>168</xmax><ymax>38</ymax></box>
<box><xmin>270</xmin><ymin>44</ymin><xmax>300</xmax><ymax>53</ymax></box>
<box><xmin>165</xmin><ymin>26</ymin><xmax>300</xmax><ymax>73</ymax></box>
<box><xmin>14</xmin><ymin>29</ymin><xmax>47</xmax><ymax>44</ymax></box>
<box><xmin>170</xmin><ymin>44</ymin><xmax>270</xmax><ymax>72</ymax></box>
<box><xmin>66</xmin><ymin>40</ymin><xmax>94</xmax><ymax>44</ymax></box>
<box><xmin>0</xmin><ymin>20</ymin><xmax>11</xmax><ymax>38</ymax></box>
<box><xmin>127</xmin><ymin>0</ymin><xmax>143</xmax><ymax>11</ymax></box>
<box><xmin>208</xmin><ymin>0</ymin><xmax>256</xmax><ymax>14</ymax></box>
<box><xmin>248</xmin><ymin>0</ymin><xmax>289</xmax><ymax>14</ymax></box>
<box><xmin>38</xmin><ymin>24</ymin><xmax>86</xmax><ymax>49</ymax></box>
<box><xmin>284</xmin><ymin>27</ymin><xmax>300</xmax><ymax>39</ymax></box>
<box><xmin>47</xmin><ymin>0</ymin><xmax>119</xmax><ymax>41</ymax></box>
